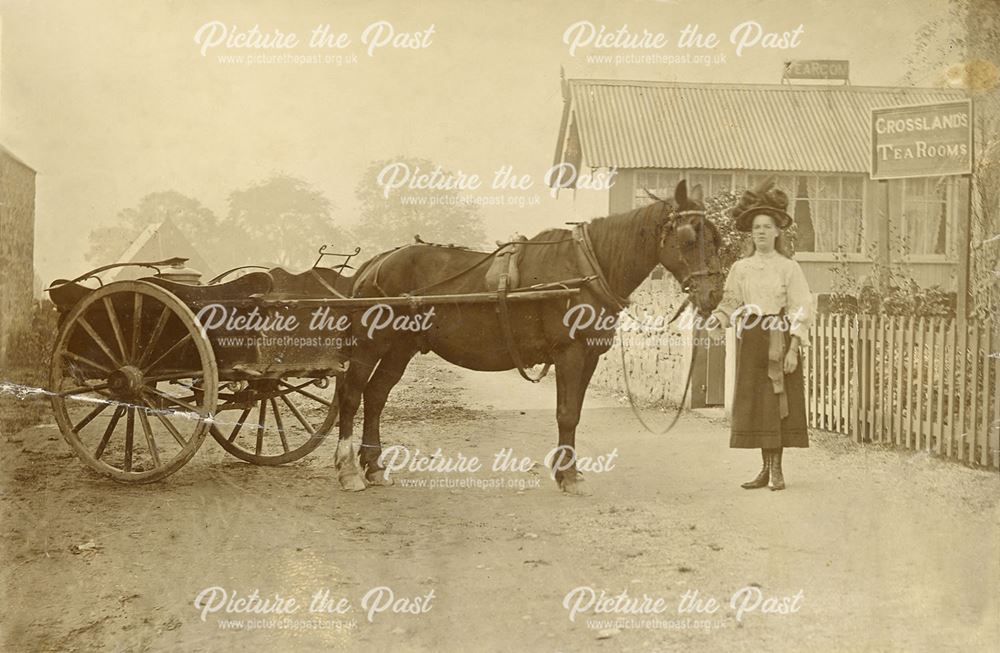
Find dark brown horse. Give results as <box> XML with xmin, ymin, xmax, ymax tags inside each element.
<box><xmin>333</xmin><ymin>180</ymin><xmax>724</xmax><ymax>494</ymax></box>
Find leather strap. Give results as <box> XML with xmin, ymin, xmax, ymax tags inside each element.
<box><xmin>308</xmin><ymin>268</ymin><xmax>351</xmax><ymax>299</ymax></box>
<box><xmin>495</xmin><ymin>255</ymin><xmax>551</xmax><ymax>383</ymax></box>
<box><xmin>572</xmin><ymin>225</ymin><xmax>630</xmax><ymax>313</ymax></box>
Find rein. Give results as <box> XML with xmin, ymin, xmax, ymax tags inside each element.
<box><xmin>616</xmin><ymin>202</ymin><xmax>716</xmax><ymax>435</ymax></box>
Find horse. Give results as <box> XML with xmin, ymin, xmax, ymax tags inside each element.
<box><xmin>333</xmin><ymin>180</ymin><xmax>724</xmax><ymax>494</ymax></box>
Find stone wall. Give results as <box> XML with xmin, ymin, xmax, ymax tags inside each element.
<box><xmin>0</xmin><ymin>152</ymin><xmax>37</xmax><ymax>367</ymax></box>
<box><xmin>590</xmin><ymin>275</ymin><xmax>695</xmax><ymax>407</ymax></box>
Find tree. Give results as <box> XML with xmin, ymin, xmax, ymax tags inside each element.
<box><xmin>904</xmin><ymin>0</ymin><xmax>1000</xmax><ymax>318</ymax></box>
<box><xmin>225</xmin><ymin>173</ymin><xmax>352</xmax><ymax>269</ymax></box>
<box><xmin>85</xmin><ymin>191</ymin><xmax>220</xmax><ymax>265</ymax></box>
<box><xmin>354</xmin><ymin>158</ymin><xmax>488</xmax><ymax>257</ymax></box>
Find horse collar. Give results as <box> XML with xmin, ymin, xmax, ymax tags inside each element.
<box><xmin>572</xmin><ymin>224</ymin><xmax>631</xmax><ymax>313</ymax></box>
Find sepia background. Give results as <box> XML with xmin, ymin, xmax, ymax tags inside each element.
<box><xmin>1</xmin><ymin>1</ymin><xmax>997</xmax><ymax>652</ymax></box>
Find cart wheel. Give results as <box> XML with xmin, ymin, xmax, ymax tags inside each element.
<box><xmin>209</xmin><ymin>376</ymin><xmax>338</xmax><ymax>465</ymax></box>
<box><xmin>49</xmin><ymin>281</ymin><xmax>218</xmax><ymax>483</ymax></box>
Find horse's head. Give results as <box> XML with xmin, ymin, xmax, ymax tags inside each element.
<box><xmin>655</xmin><ymin>180</ymin><xmax>724</xmax><ymax>318</ymax></box>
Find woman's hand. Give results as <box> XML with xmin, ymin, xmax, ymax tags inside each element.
<box><xmin>783</xmin><ymin>347</ymin><xmax>798</xmax><ymax>374</ymax></box>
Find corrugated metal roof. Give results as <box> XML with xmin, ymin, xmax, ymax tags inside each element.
<box><xmin>560</xmin><ymin>80</ymin><xmax>968</xmax><ymax>172</ymax></box>
<box><xmin>0</xmin><ymin>142</ymin><xmax>36</xmax><ymax>172</ymax></box>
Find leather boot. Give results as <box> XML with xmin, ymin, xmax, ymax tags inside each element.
<box><xmin>741</xmin><ymin>449</ymin><xmax>770</xmax><ymax>489</ymax></box>
<box><xmin>769</xmin><ymin>448</ymin><xmax>785</xmax><ymax>491</ymax></box>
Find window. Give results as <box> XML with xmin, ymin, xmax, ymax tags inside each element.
<box><xmin>686</xmin><ymin>171</ymin><xmax>734</xmax><ymax>198</ymax></box>
<box><xmin>901</xmin><ymin>177</ymin><xmax>953</xmax><ymax>256</ymax></box>
<box><xmin>745</xmin><ymin>173</ymin><xmax>864</xmax><ymax>253</ymax></box>
<box><xmin>634</xmin><ymin>170</ymin><xmax>736</xmax><ymax>208</ymax></box>
<box><xmin>633</xmin><ymin>170</ymin><xmax>681</xmax><ymax>207</ymax></box>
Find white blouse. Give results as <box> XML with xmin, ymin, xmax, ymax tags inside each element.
<box><xmin>710</xmin><ymin>250</ymin><xmax>813</xmax><ymax>345</ymax></box>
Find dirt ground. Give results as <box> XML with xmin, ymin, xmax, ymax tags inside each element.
<box><xmin>2</xmin><ymin>354</ymin><xmax>998</xmax><ymax>652</ymax></box>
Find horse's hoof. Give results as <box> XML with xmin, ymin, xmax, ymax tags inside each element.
<box><xmin>338</xmin><ymin>472</ymin><xmax>367</xmax><ymax>492</ymax></box>
<box><xmin>558</xmin><ymin>475</ymin><xmax>590</xmax><ymax>496</ymax></box>
<box><xmin>365</xmin><ymin>469</ymin><xmax>395</xmax><ymax>487</ymax></box>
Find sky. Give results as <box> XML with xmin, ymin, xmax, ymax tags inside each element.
<box><xmin>0</xmin><ymin>0</ymin><xmax>954</xmax><ymax>282</ymax></box>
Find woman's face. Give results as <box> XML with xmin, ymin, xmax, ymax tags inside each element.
<box><xmin>751</xmin><ymin>213</ymin><xmax>779</xmax><ymax>251</ymax></box>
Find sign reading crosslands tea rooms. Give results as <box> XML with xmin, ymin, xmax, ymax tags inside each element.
<box><xmin>870</xmin><ymin>99</ymin><xmax>972</xmax><ymax>180</ymax></box>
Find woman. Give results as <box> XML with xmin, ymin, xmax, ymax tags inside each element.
<box><xmin>709</xmin><ymin>178</ymin><xmax>812</xmax><ymax>491</ymax></box>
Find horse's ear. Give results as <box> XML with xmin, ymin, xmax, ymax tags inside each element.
<box><xmin>689</xmin><ymin>184</ymin><xmax>704</xmax><ymax>204</ymax></box>
<box><xmin>674</xmin><ymin>179</ymin><xmax>689</xmax><ymax>205</ymax></box>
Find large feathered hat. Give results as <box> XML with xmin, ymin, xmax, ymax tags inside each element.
<box><xmin>729</xmin><ymin>176</ymin><xmax>793</xmax><ymax>232</ymax></box>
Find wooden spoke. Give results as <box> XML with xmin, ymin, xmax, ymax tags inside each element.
<box><xmin>142</xmin><ymin>333</ymin><xmax>193</xmax><ymax>375</ymax></box>
<box><xmin>51</xmin><ymin>281</ymin><xmax>218</xmax><ymax>483</ymax></box>
<box><xmin>270</xmin><ymin>397</ymin><xmax>290</xmax><ymax>453</ymax></box>
<box><xmin>124</xmin><ymin>408</ymin><xmax>135</xmax><ymax>472</ymax></box>
<box><xmin>279</xmin><ymin>393</ymin><xmax>315</xmax><ymax>435</ymax></box>
<box><xmin>143</xmin><ymin>399</ymin><xmax>187</xmax><ymax>447</ymax></box>
<box><xmin>229</xmin><ymin>406</ymin><xmax>252</xmax><ymax>442</ymax></box>
<box><xmin>73</xmin><ymin>402</ymin><xmax>110</xmax><ymax>433</ymax></box>
<box><xmin>279</xmin><ymin>381</ymin><xmax>332</xmax><ymax>407</ymax></box>
<box><xmin>136</xmin><ymin>305</ymin><xmax>172</xmax><ymax>368</ymax></box>
<box><xmin>57</xmin><ymin>382</ymin><xmax>112</xmax><ymax>398</ymax></box>
<box><xmin>61</xmin><ymin>350</ymin><xmax>113</xmax><ymax>375</ymax></box>
<box><xmin>130</xmin><ymin>293</ymin><xmax>142</xmax><ymax>361</ymax></box>
<box><xmin>77</xmin><ymin>316</ymin><xmax>123</xmax><ymax>368</ymax></box>
<box><xmin>103</xmin><ymin>297</ymin><xmax>129</xmax><ymax>363</ymax></box>
<box><xmin>95</xmin><ymin>406</ymin><xmax>126</xmax><ymax>460</ymax></box>
<box><xmin>137</xmin><ymin>408</ymin><xmax>161</xmax><ymax>468</ymax></box>
<box><xmin>255</xmin><ymin>399</ymin><xmax>267</xmax><ymax>456</ymax></box>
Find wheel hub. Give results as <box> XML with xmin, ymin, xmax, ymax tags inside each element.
<box><xmin>108</xmin><ymin>365</ymin><xmax>145</xmax><ymax>399</ymax></box>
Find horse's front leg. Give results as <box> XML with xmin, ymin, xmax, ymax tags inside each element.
<box><xmin>552</xmin><ymin>344</ymin><xmax>601</xmax><ymax>495</ymax></box>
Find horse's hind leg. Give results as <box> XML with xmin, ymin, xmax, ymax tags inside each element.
<box><xmin>359</xmin><ymin>344</ymin><xmax>419</xmax><ymax>486</ymax></box>
<box><xmin>334</xmin><ymin>345</ymin><xmax>381</xmax><ymax>491</ymax></box>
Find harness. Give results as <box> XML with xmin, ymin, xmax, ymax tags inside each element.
<box><xmin>354</xmin><ymin>207</ymin><xmax>721</xmax><ymax>431</ymax></box>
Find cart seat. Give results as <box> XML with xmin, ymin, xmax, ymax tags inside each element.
<box><xmin>143</xmin><ymin>271</ymin><xmax>274</xmax><ymax>306</ymax></box>
<box><xmin>265</xmin><ymin>267</ymin><xmax>354</xmax><ymax>300</ymax></box>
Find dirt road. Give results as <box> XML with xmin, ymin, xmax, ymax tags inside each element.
<box><xmin>2</xmin><ymin>354</ymin><xmax>998</xmax><ymax>652</ymax></box>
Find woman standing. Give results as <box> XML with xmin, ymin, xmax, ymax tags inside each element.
<box><xmin>709</xmin><ymin>178</ymin><xmax>813</xmax><ymax>491</ymax></box>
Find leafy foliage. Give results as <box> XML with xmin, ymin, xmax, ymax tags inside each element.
<box><xmin>226</xmin><ymin>174</ymin><xmax>354</xmax><ymax>269</ymax></box>
<box><xmin>704</xmin><ymin>190</ymin><xmax>747</xmax><ymax>272</ymax></box>
<box><xmin>828</xmin><ymin>242</ymin><xmax>955</xmax><ymax>317</ymax></box>
<box><xmin>354</xmin><ymin>158</ymin><xmax>487</xmax><ymax>257</ymax></box>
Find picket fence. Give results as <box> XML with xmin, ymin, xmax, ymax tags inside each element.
<box><xmin>803</xmin><ymin>314</ymin><xmax>999</xmax><ymax>469</ymax></box>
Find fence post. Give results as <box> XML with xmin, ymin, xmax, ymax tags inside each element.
<box><xmin>979</xmin><ymin>321</ymin><xmax>991</xmax><ymax>467</ymax></box>
<box><xmin>969</xmin><ymin>321</ymin><xmax>981</xmax><ymax>465</ymax></box>
<box><xmin>915</xmin><ymin>317</ymin><xmax>925</xmax><ymax>451</ymax></box>
<box><xmin>958</xmin><ymin>322</ymin><xmax>969</xmax><ymax>463</ymax></box>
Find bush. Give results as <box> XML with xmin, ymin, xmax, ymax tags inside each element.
<box><xmin>7</xmin><ymin>300</ymin><xmax>60</xmax><ymax>371</ymax></box>
<box><xmin>1</xmin><ymin>301</ymin><xmax>60</xmax><ymax>437</ymax></box>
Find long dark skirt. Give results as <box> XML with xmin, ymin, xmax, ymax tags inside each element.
<box><xmin>730</xmin><ymin>316</ymin><xmax>809</xmax><ymax>449</ymax></box>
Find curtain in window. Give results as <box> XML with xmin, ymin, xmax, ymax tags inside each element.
<box><xmin>902</xmin><ymin>178</ymin><xmax>949</xmax><ymax>255</ymax></box>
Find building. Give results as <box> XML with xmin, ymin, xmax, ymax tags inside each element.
<box><xmin>111</xmin><ymin>218</ymin><xmax>216</xmax><ymax>282</ymax></box>
<box><xmin>551</xmin><ymin>77</ymin><xmax>972</xmax><ymax>408</ymax></box>
<box><xmin>0</xmin><ymin>143</ymin><xmax>36</xmax><ymax>367</ymax></box>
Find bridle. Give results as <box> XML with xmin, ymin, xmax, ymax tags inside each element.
<box><xmin>660</xmin><ymin>207</ymin><xmax>723</xmax><ymax>302</ymax></box>
<box><xmin>619</xmin><ymin>204</ymin><xmax>723</xmax><ymax>435</ymax></box>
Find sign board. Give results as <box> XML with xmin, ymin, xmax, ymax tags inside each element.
<box><xmin>870</xmin><ymin>100</ymin><xmax>973</xmax><ymax>180</ymax></box>
<box><xmin>783</xmin><ymin>59</ymin><xmax>850</xmax><ymax>81</ymax></box>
